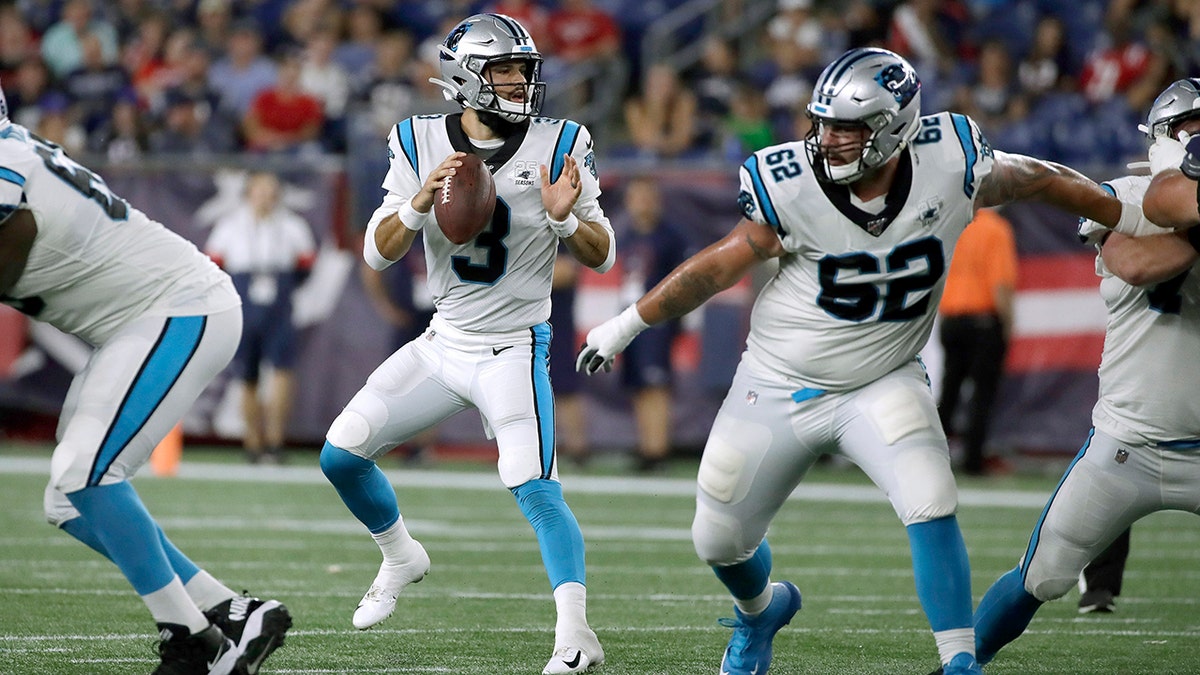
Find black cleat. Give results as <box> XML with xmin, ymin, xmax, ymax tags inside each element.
<box><xmin>153</xmin><ymin>623</ymin><xmax>240</xmax><ymax>675</ymax></box>
<box><xmin>1078</xmin><ymin>588</ymin><xmax>1116</xmax><ymax>614</ymax></box>
<box><xmin>205</xmin><ymin>594</ymin><xmax>292</xmax><ymax>674</ymax></box>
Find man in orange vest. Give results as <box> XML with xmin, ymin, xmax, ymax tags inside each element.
<box><xmin>937</xmin><ymin>207</ymin><xmax>1018</xmax><ymax>476</ymax></box>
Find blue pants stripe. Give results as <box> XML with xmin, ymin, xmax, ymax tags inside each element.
<box><xmin>89</xmin><ymin>316</ymin><xmax>206</xmax><ymax>486</ymax></box>
<box><xmin>530</xmin><ymin>322</ymin><xmax>555</xmax><ymax>479</ymax></box>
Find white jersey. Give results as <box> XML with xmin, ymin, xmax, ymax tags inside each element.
<box><xmin>1080</xmin><ymin>175</ymin><xmax>1200</xmax><ymax>445</ymax></box>
<box><xmin>0</xmin><ymin>122</ymin><xmax>238</xmax><ymax>345</ymax></box>
<box><xmin>375</xmin><ymin>113</ymin><xmax>611</xmax><ymax>333</ymax></box>
<box><xmin>205</xmin><ymin>205</ymin><xmax>315</xmax><ymax>275</ymax></box>
<box><xmin>737</xmin><ymin>112</ymin><xmax>994</xmax><ymax>391</ymax></box>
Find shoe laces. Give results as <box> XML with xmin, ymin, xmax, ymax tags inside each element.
<box><xmin>362</xmin><ymin>584</ymin><xmax>395</xmax><ymax>602</ymax></box>
<box><xmin>718</xmin><ymin>615</ymin><xmax>755</xmax><ymax>661</ymax></box>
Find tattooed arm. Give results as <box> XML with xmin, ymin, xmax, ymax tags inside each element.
<box><xmin>975</xmin><ymin>150</ymin><xmax>1124</xmax><ymax>228</ymax></box>
<box><xmin>576</xmin><ymin>218</ymin><xmax>782</xmax><ymax>374</ymax></box>
<box><xmin>636</xmin><ymin>218</ymin><xmax>784</xmax><ymax>324</ymax></box>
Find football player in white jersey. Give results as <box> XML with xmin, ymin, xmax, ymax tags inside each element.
<box><xmin>317</xmin><ymin>14</ymin><xmax>613</xmax><ymax>675</ymax></box>
<box><xmin>0</xmin><ymin>87</ymin><xmax>291</xmax><ymax>674</ymax></box>
<box><xmin>969</xmin><ymin>78</ymin><xmax>1200</xmax><ymax>669</ymax></box>
<box><xmin>576</xmin><ymin>48</ymin><xmax>1141</xmax><ymax>675</ymax></box>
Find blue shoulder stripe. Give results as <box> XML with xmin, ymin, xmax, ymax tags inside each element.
<box><xmin>949</xmin><ymin>113</ymin><xmax>977</xmax><ymax>198</ymax></box>
<box><xmin>551</xmin><ymin>121</ymin><xmax>581</xmax><ymax>183</ymax></box>
<box><xmin>742</xmin><ymin>154</ymin><xmax>781</xmax><ymax>231</ymax></box>
<box><xmin>0</xmin><ymin>167</ymin><xmax>26</xmax><ymax>188</ymax></box>
<box><xmin>397</xmin><ymin>119</ymin><xmax>419</xmax><ymax>174</ymax></box>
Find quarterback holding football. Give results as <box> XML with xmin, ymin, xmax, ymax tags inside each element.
<box><xmin>317</xmin><ymin>13</ymin><xmax>613</xmax><ymax>675</ymax></box>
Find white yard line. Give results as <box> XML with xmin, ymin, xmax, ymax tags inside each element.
<box><xmin>0</xmin><ymin>456</ymin><xmax>1053</xmax><ymax>508</ymax></box>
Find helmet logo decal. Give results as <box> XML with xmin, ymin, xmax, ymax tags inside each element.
<box><xmin>875</xmin><ymin>63</ymin><xmax>918</xmax><ymax>107</ymax></box>
<box><xmin>444</xmin><ymin>23</ymin><xmax>471</xmax><ymax>55</ymax></box>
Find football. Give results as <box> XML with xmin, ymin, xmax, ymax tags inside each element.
<box><xmin>433</xmin><ymin>153</ymin><xmax>496</xmax><ymax>245</ymax></box>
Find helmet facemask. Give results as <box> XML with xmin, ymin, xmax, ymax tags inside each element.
<box><xmin>430</xmin><ymin>14</ymin><xmax>547</xmax><ymax>123</ymax></box>
<box><xmin>805</xmin><ymin>111</ymin><xmax>897</xmax><ymax>184</ymax></box>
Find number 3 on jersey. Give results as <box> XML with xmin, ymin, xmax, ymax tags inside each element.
<box><xmin>452</xmin><ymin>197</ymin><xmax>509</xmax><ymax>284</ymax></box>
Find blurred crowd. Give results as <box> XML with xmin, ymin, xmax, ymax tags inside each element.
<box><xmin>3</xmin><ymin>0</ymin><xmax>1198</xmax><ymax>167</ymax></box>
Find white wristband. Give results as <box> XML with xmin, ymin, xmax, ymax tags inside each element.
<box><xmin>548</xmin><ymin>212</ymin><xmax>580</xmax><ymax>238</ymax></box>
<box><xmin>616</xmin><ymin>303</ymin><xmax>651</xmax><ymax>335</ymax></box>
<box><xmin>398</xmin><ymin>200</ymin><xmax>434</xmax><ymax>232</ymax></box>
<box><xmin>1112</xmin><ymin>200</ymin><xmax>1144</xmax><ymax>236</ymax></box>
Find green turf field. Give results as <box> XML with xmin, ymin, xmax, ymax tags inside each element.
<box><xmin>1</xmin><ymin>445</ymin><xmax>1196</xmax><ymax>674</ymax></box>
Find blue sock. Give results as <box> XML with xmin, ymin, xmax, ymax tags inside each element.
<box><xmin>60</xmin><ymin>517</ymin><xmax>201</xmax><ymax>584</ymax></box>
<box><xmin>906</xmin><ymin>515</ymin><xmax>972</xmax><ymax>631</ymax></box>
<box><xmin>713</xmin><ymin>539</ymin><xmax>772</xmax><ymax>600</ymax></box>
<box><xmin>66</xmin><ymin>482</ymin><xmax>175</xmax><ymax>595</ymax></box>
<box><xmin>974</xmin><ymin>566</ymin><xmax>1043</xmax><ymax>664</ymax></box>
<box><xmin>320</xmin><ymin>442</ymin><xmax>399</xmax><ymax>534</ymax></box>
<box><xmin>511</xmin><ymin>479</ymin><xmax>585</xmax><ymax>588</ymax></box>
<box><xmin>158</xmin><ymin>525</ymin><xmax>201</xmax><ymax>584</ymax></box>
<box><xmin>60</xmin><ymin>515</ymin><xmax>111</xmax><ymax>559</ymax></box>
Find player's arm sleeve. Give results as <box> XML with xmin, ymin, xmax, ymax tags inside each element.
<box><xmin>737</xmin><ymin>151</ymin><xmax>788</xmax><ymax>239</ymax></box>
<box><xmin>565</xmin><ymin>123</ymin><xmax>616</xmax><ymax>273</ymax></box>
<box><xmin>946</xmin><ymin>113</ymin><xmax>996</xmax><ymax>204</ymax></box>
<box><xmin>365</xmin><ymin>123</ymin><xmax>423</xmax><ymax>271</ymax></box>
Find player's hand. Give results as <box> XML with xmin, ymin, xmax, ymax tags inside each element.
<box><xmin>1149</xmin><ymin>135</ymin><xmax>1188</xmax><ymax>176</ymax></box>
<box><xmin>412</xmin><ymin>152</ymin><xmax>467</xmax><ymax>214</ymax></box>
<box><xmin>540</xmin><ymin>153</ymin><xmax>582</xmax><ymax>222</ymax></box>
<box><xmin>576</xmin><ymin>304</ymin><xmax>651</xmax><ymax>375</ymax></box>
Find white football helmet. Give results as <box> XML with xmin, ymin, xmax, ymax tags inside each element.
<box><xmin>805</xmin><ymin>48</ymin><xmax>922</xmax><ymax>184</ymax></box>
<box><xmin>1145</xmin><ymin>78</ymin><xmax>1200</xmax><ymax>140</ymax></box>
<box><xmin>430</xmin><ymin>13</ymin><xmax>545</xmax><ymax>123</ymax></box>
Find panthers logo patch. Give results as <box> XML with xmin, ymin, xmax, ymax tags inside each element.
<box><xmin>737</xmin><ymin>189</ymin><xmax>757</xmax><ymax>219</ymax></box>
<box><xmin>583</xmin><ymin>151</ymin><xmax>597</xmax><ymax>180</ymax></box>
<box><xmin>875</xmin><ymin>63</ymin><xmax>919</xmax><ymax>107</ymax></box>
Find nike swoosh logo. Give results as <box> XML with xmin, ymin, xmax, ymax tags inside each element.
<box><xmin>492</xmin><ymin>346</ymin><xmax>514</xmax><ymax>355</ymax></box>
<box><xmin>207</xmin><ymin>642</ymin><xmax>229</xmax><ymax>670</ymax></box>
<box><xmin>564</xmin><ymin>650</ymin><xmax>583</xmax><ymax>669</ymax></box>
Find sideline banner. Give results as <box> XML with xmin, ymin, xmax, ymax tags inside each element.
<box><xmin>0</xmin><ymin>168</ymin><xmax>1102</xmax><ymax>455</ymax></box>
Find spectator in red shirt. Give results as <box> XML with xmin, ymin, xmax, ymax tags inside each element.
<box><xmin>242</xmin><ymin>49</ymin><xmax>324</xmax><ymax>154</ymax></box>
<box><xmin>544</xmin><ymin>0</ymin><xmax>623</xmax><ymax>115</ymax></box>
<box><xmin>546</xmin><ymin>0</ymin><xmax>620</xmax><ymax>63</ymax></box>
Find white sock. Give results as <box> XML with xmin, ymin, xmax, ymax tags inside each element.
<box><xmin>553</xmin><ymin>581</ymin><xmax>589</xmax><ymax>643</ymax></box>
<box><xmin>184</xmin><ymin>571</ymin><xmax>237</xmax><ymax>612</ymax></box>
<box><xmin>934</xmin><ymin>627</ymin><xmax>975</xmax><ymax>664</ymax></box>
<box><xmin>734</xmin><ymin>583</ymin><xmax>774</xmax><ymax>617</ymax></box>
<box><xmin>143</xmin><ymin>577</ymin><xmax>209</xmax><ymax>633</ymax></box>
<box><xmin>371</xmin><ymin>519</ymin><xmax>419</xmax><ymax>565</ymax></box>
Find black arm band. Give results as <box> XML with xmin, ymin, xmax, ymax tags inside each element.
<box><xmin>1186</xmin><ymin>225</ymin><xmax>1200</xmax><ymax>254</ymax></box>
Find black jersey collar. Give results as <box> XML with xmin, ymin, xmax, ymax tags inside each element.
<box><xmin>445</xmin><ymin>113</ymin><xmax>529</xmax><ymax>174</ymax></box>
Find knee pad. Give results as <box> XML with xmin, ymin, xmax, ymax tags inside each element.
<box><xmin>43</xmin><ymin>481</ymin><xmax>78</xmax><ymax>527</ymax></box>
<box><xmin>894</xmin><ymin>446</ymin><xmax>958</xmax><ymax>525</ymax></box>
<box><xmin>326</xmin><ymin>408</ymin><xmax>374</xmax><ymax>455</ymax></box>
<box><xmin>1028</xmin><ymin>573</ymin><xmax>1077</xmax><ymax>602</ymax></box>
<box><xmin>692</xmin><ymin>501</ymin><xmax>755</xmax><ymax>566</ymax></box>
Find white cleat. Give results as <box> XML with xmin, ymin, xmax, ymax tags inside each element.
<box><xmin>351</xmin><ymin>542</ymin><xmax>431</xmax><ymax>630</ymax></box>
<box><xmin>543</xmin><ymin>629</ymin><xmax>604</xmax><ymax>674</ymax></box>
